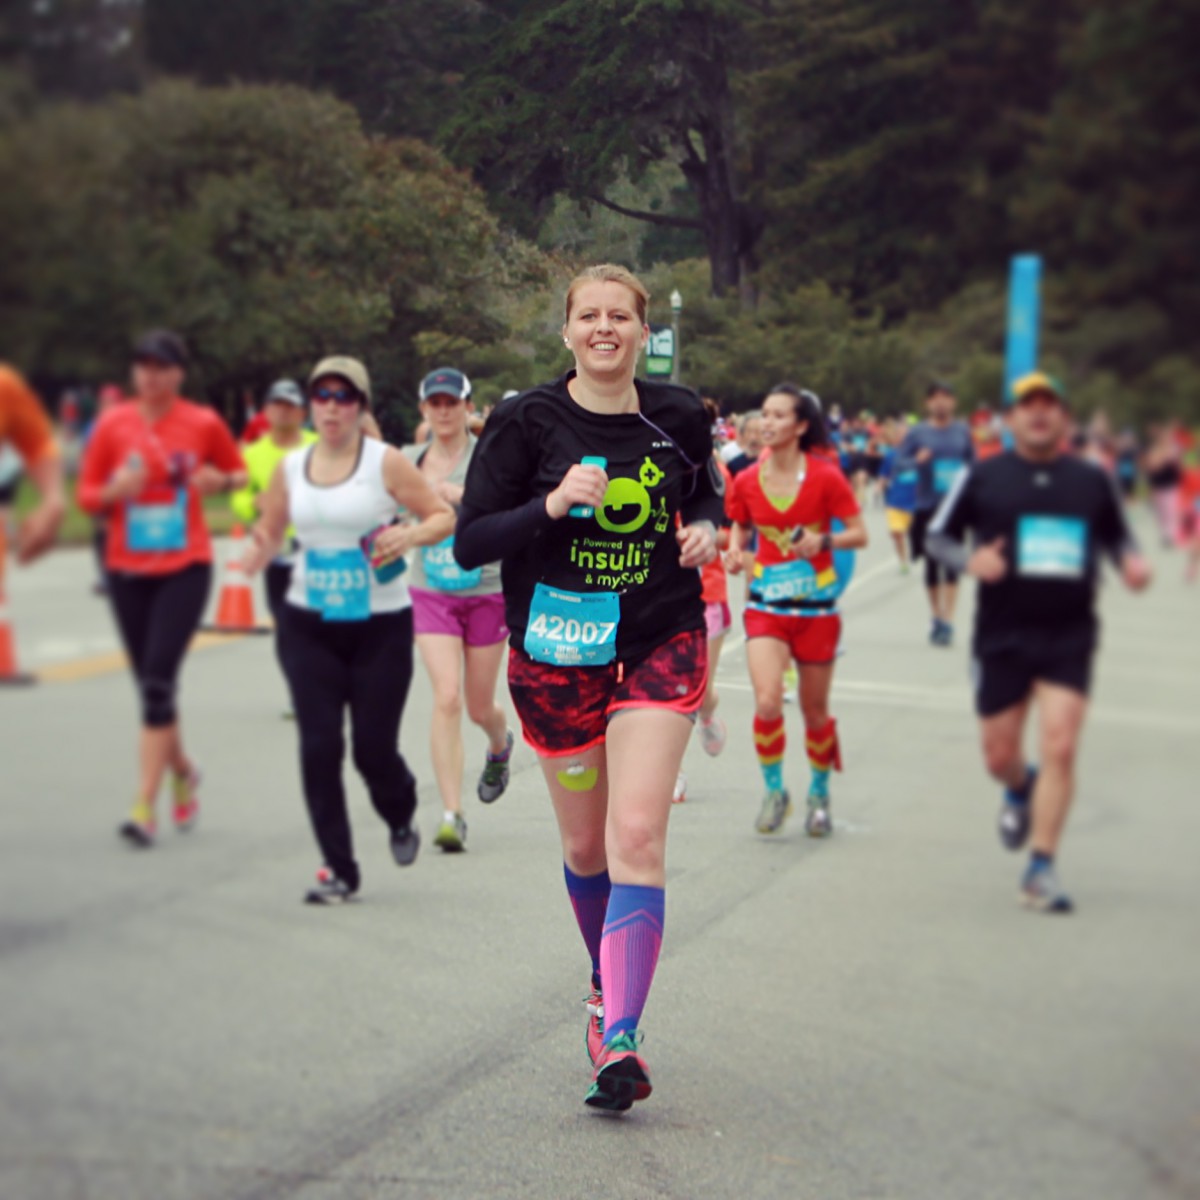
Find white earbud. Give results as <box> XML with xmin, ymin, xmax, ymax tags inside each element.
<box><xmin>563</xmin><ymin>338</ymin><xmax>570</xmax><ymax>348</ymax></box>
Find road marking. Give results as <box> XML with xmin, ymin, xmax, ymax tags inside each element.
<box><xmin>36</xmin><ymin>632</ymin><xmax>248</xmax><ymax>684</ymax></box>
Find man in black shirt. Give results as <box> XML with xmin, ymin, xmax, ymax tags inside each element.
<box><xmin>927</xmin><ymin>372</ymin><xmax>1151</xmax><ymax>913</ymax></box>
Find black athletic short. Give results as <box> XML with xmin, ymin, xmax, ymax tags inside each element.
<box><xmin>972</xmin><ymin>640</ymin><xmax>1093</xmax><ymax>717</ymax></box>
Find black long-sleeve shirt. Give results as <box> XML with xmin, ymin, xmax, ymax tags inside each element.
<box><xmin>456</xmin><ymin>373</ymin><xmax>725</xmax><ymax>661</ymax></box>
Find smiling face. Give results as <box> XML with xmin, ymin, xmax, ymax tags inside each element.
<box><xmin>563</xmin><ymin>281</ymin><xmax>649</xmax><ymax>384</ymax></box>
<box><xmin>759</xmin><ymin>394</ymin><xmax>805</xmax><ymax>451</ymax></box>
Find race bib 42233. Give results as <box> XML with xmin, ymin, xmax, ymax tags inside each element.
<box><xmin>306</xmin><ymin>547</ymin><xmax>371</xmax><ymax>621</ymax></box>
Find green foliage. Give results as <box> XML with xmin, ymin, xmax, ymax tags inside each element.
<box><xmin>0</xmin><ymin>81</ymin><xmax>550</xmax><ymax>439</ymax></box>
<box><xmin>443</xmin><ymin>0</ymin><xmax>756</xmax><ymax>295</ymax></box>
<box><xmin>638</xmin><ymin>259</ymin><xmax>915</xmax><ymax>412</ymax></box>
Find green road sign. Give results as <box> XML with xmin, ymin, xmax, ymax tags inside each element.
<box><xmin>645</xmin><ymin>324</ymin><xmax>674</xmax><ymax>377</ymax></box>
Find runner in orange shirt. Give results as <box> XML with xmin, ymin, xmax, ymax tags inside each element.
<box><xmin>78</xmin><ymin>331</ymin><xmax>246</xmax><ymax>846</ymax></box>
<box><xmin>0</xmin><ymin>364</ymin><xmax>65</xmax><ymax>583</ymax></box>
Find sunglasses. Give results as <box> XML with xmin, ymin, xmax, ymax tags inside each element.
<box><xmin>310</xmin><ymin>387</ymin><xmax>359</xmax><ymax>406</ymax></box>
<box><xmin>423</xmin><ymin>394</ymin><xmax>464</xmax><ymax>408</ymax></box>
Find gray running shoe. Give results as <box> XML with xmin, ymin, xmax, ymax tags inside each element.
<box><xmin>755</xmin><ymin>789</ymin><xmax>792</xmax><ymax>834</ymax></box>
<box><xmin>389</xmin><ymin>824</ymin><xmax>421</xmax><ymax>867</ymax></box>
<box><xmin>804</xmin><ymin>800</ymin><xmax>833</xmax><ymax>838</ymax></box>
<box><xmin>477</xmin><ymin>730</ymin><xmax>514</xmax><ymax>804</ymax></box>
<box><xmin>434</xmin><ymin>813</ymin><xmax>467</xmax><ymax>853</ymax></box>
<box><xmin>998</xmin><ymin>802</ymin><xmax>1031</xmax><ymax>851</ymax></box>
<box><xmin>1020</xmin><ymin>865</ymin><xmax>1074</xmax><ymax>914</ymax></box>
<box><xmin>305</xmin><ymin>867</ymin><xmax>358</xmax><ymax>905</ymax></box>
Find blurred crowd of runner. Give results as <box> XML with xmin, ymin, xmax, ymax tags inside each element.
<box><xmin>0</xmin><ymin>264</ymin><xmax>1190</xmax><ymax>1113</ymax></box>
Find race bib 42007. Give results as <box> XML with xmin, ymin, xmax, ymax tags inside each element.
<box><xmin>524</xmin><ymin>584</ymin><xmax>618</xmax><ymax>666</ymax></box>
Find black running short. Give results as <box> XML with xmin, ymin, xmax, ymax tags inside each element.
<box><xmin>972</xmin><ymin>641</ymin><xmax>1093</xmax><ymax>718</ymax></box>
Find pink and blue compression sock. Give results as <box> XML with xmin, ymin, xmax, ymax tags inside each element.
<box><xmin>563</xmin><ymin>864</ymin><xmax>610</xmax><ymax>987</ymax></box>
<box><xmin>599</xmin><ymin>883</ymin><xmax>665</xmax><ymax>1044</ymax></box>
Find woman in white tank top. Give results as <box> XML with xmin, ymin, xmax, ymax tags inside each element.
<box><xmin>244</xmin><ymin>356</ymin><xmax>454</xmax><ymax>904</ymax></box>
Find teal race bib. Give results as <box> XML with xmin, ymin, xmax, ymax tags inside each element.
<box><xmin>126</xmin><ymin>488</ymin><xmax>187</xmax><ymax>552</ymax></box>
<box><xmin>755</xmin><ymin>559</ymin><xmax>824</xmax><ymax>604</ymax></box>
<box><xmin>524</xmin><ymin>584</ymin><xmax>619</xmax><ymax>666</ymax></box>
<box><xmin>422</xmin><ymin>536</ymin><xmax>482</xmax><ymax>593</ymax></box>
<box><xmin>306</xmin><ymin>547</ymin><xmax>371</xmax><ymax>621</ymax></box>
<box><xmin>1017</xmin><ymin>516</ymin><xmax>1087</xmax><ymax>579</ymax></box>
<box><xmin>933</xmin><ymin>459</ymin><xmax>965</xmax><ymax>494</ymax></box>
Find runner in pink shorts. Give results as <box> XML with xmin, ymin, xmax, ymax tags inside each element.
<box><xmin>404</xmin><ymin>367</ymin><xmax>513</xmax><ymax>853</ymax></box>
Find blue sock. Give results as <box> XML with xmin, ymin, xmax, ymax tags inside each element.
<box><xmin>1029</xmin><ymin>851</ymin><xmax>1053</xmax><ymax>873</ymax></box>
<box><xmin>563</xmin><ymin>864</ymin><xmax>610</xmax><ymax>986</ymax></box>
<box><xmin>1006</xmin><ymin>764</ymin><xmax>1038</xmax><ymax>806</ymax></box>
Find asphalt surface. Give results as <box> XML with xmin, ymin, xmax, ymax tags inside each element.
<box><xmin>2</xmin><ymin>506</ymin><xmax>1198</xmax><ymax>1200</ymax></box>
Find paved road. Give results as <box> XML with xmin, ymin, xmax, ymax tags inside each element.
<box><xmin>2</xmin><ymin>509</ymin><xmax>1198</xmax><ymax>1200</ymax></box>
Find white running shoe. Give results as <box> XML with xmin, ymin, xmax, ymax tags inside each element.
<box><xmin>697</xmin><ymin>715</ymin><xmax>727</xmax><ymax>756</ymax></box>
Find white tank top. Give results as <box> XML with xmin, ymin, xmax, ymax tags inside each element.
<box><xmin>284</xmin><ymin>437</ymin><xmax>411</xmax><ymax>615</ymax></box>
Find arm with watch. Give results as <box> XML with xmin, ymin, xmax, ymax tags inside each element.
<box><xmin>791</xmin><ymin>515</ymin><xmax>868</xmax><ymax>559</ymax></box>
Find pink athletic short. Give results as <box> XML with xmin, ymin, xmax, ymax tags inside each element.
<box><xmin>410</xmin><ymin>588</ymin><xmax>508</xmax><ymax>647</ymax></box>
<box><xmin>705</xmin><ymin>600</ymin><xmax>732</xmax><ymax>640</ymax></box>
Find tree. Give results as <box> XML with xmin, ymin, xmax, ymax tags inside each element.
<box><xmin>2</xmin><ymin>0</ymin><xmax>143</xmax><ymax>99</ymax></box>
<box><xmin>1013</xmin><ymin>0</ymin><xmax>1200</xmax><ymax>377</ymax></box>
<box><xmin>443</xmin><ymin>0</ymin><xmax>761</xmax><ymax>298</ymax></box>
<box><xmin>0</xmin><ymin>81</ymin><xmax>550</xmax><ymax>437</ymax></box>
<box><xmin>143</xmin><ymin>0</ymin><xmax>481</xmax><ymax>143</ymax></box>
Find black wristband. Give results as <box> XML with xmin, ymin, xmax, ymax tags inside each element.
<box><xmin>821</xmin><ymin>532</ymin><xmax>833</xmax><ymax>553</ymax></box>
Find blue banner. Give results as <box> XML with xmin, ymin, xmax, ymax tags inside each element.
<box><xmin>1004</xmin><ymin>254</ymin><xmax>1042</xmax><ymax>404</ymax></box>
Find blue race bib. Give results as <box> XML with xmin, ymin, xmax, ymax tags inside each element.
<box><xmin>1016</xmin><ymin>516</ymin><xmax>1087</xmax><ymax>579</ymax></box>
<box><xmin>306</xmin><ymin>548</ymin><xmax>371</xmax><ymax>621</ymax></box>
<box><xmin>126</xmin><ymin>488</ymin><xmax>187</xmax><ymax>552</ymax></box>
<box><xmin>754</xmin><ymin>559</ymin><xmax>825</xmax><ymax>604</ymax></box>
<box><xmin>933</xmin><ymin>459</ymin><xmax>965</xmax><ymax>494</ymax></box>
<box><xmin>524</xmin><ymin>584</ymin><xmax>619</xmax><ymax>666</ymax></box>
<box><xmin>422</xmin><ymin>536</ymin><xmax>482</xmax><ymax>593</ymax></box>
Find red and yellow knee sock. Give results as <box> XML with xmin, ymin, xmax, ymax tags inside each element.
<box><xmin>754</xmin><ymin>714</ymin><xmax>786</xmax><ymax>792</ymax></box>
<box><xmin>805</xmin><ymin>717</ymin><xmax>841</xmax><ymax>800</ymax></box>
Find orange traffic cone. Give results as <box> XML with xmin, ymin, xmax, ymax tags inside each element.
<box><xmin>201</xmin><ymin>525</ymin><xmax>271</xmax><ymax>635</ymax></box>
<box><xmin>0</xmin><ymin>582</ymin><xmax>36</xmax><ymax>685</ymax></box>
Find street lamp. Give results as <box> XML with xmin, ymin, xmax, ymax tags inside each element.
<box><xmin>669</xmin><ymin>288</ymin><xmax>683</xmax><ymax>383</ymax></box>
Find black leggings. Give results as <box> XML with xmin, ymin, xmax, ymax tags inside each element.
<box><xmin>264</xmin><ymin>561</ymin><xmax>292</xmax><ymax>672</ymax></box>
<box><xmin>280</xmin><ymin>604</ymin><xmax>417</xmax><ymax>890</ymax></box>
<box><xmin>108</xmin><ymin>564</ymin><xmax>212</xmax><ymax>727</ymax></box>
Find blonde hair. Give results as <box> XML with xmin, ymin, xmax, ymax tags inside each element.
<box><xmin>564</xmin><ymin>264</ymin><xmax>650</xmax><ymax>326</ymax></box>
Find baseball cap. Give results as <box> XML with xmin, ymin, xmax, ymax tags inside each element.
<box><xmin>1011</xmin><ymin>371</ymin><xmax>1066</xmax><ymax>405</ymax></box>
<box><xmin>264</xmin><ymin>379</ymin><xmax>304</xmax><ymax>407</ymax></box>
<box><xmin>132</xmin><ymin>329</ymin><xmax>189</xmax><ymax>368</ymax></box>
<box><xmin>419</xmin><ymin>367</ymin><xmax>471</xmax><ymax>402</ymax></box>
<box><xmin>309</xmin><ymin>356</ymin><xmax>371</xmax><ymax>403</ymax></box>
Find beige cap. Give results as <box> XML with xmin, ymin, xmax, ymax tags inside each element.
<box><xmin>309</xmin><ymin>356</ymin><xmax>371</xmax><ymax>403</ymax></box>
